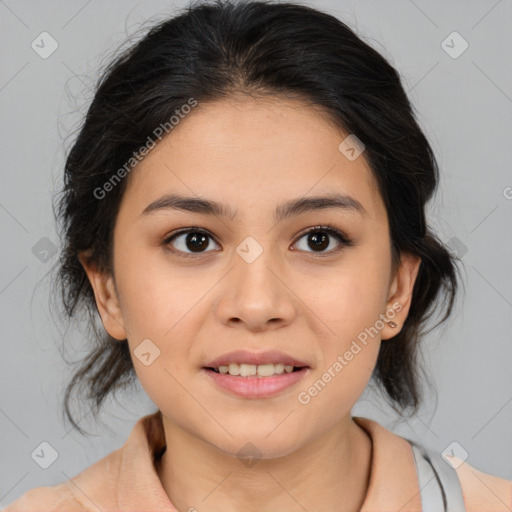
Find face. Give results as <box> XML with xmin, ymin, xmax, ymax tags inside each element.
<box><xmin>81</xmin><ymin>96</ymin><xmax>420</xmax><ymax>459</ymax></box>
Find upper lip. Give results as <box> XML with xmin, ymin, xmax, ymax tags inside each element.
<box><xmin>204</xmin><ymin>350</ymin><xmax>310</xmax><ymax>368</ymax></box>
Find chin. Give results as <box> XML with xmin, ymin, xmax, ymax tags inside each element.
<box><xmin>206</xmin><ymin>425</ymin><xmax>304</xmax><ymax>461</ymax></box>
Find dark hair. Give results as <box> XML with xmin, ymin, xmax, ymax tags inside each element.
<box><xmin>52</xmin><ymin>0</ymin><xmax>462</xmax><ymax>434</ymax></box>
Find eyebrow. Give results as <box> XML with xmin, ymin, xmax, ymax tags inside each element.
<box><xmin>140</xmin><ymin>192</ymin><xmax>367</xmax><ymax>222</ymax></box>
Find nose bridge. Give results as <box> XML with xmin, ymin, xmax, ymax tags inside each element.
<box><xmin>233</xmin><ymin>233</ymin><xmax>281</xmax><ymax>301</ymax></box>
<box><xmin>215</xmin><ymin>233</ymin><xmax>296</xmax><ymax>329</ymax></box>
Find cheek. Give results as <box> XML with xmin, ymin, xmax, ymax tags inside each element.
<box><xmin>113</xmin><ymin>249</ymin><xmax>204</xmax><ymax>411</ymax></box>
<box><xmin>114</xmin><ymin>243</ymin><xmax>207</xmax><ymax>338</ymax></box>
<box><xmin>113</xmin><ymin>244</ymin><xmax>215</xmax><ymax>391</ymax></box>
<box><xmin>295</xmin><ymin>265</ymin><xmax>385</xmax><ymax>416</ymax></box>
<box><xmin>298</xmin><ymin>249</ymin><xmax>391</xmax><ymax>343</ymax></box>
<box><xmin>292</xmin><ymin>245</ymin><xmax>389</xmax><ymax>406</ymax></box>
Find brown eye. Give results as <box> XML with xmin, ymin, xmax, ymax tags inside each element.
<box><xmin>164</xmin><ymin>229</ymin><xmax>220</xmax><ymax>255</ymax></box>
<box><xmin>293</xmin><ymin>226</ymin><xmax>353</xmax><ymax>255</ymax></box>
<box><xmin>163</xmin><ymin>224</ymin><xmax>353</xmax><ymax>258</ymax></box>
<box><xmin>306</xmin><ymin>230</ymin><xmax>330</xmax><ymax>251</ymax></box>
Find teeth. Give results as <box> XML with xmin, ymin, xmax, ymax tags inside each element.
<box><xmin>214</xmin><ymin>363</ymin><xmax>298</xmax><ymax>377</ymax></box>
<box><xmin>228</xmin><ymin>363</ymin><xmax>239</xmax><ymax>375</ymax></box>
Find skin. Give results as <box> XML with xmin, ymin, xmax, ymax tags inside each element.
<box><xmin>80</xmin><ymin>96</ymin><xmax>421</xmax><ymax>512</ymax></box>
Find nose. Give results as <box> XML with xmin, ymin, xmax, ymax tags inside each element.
<box><xmin>215</xmin><ymin>244</ymin><xmax>297</xmax><ymax>332</ymax></box>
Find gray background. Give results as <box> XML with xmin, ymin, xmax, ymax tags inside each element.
<box><xmin>1</xmin><ymin>0</ymin><xmax>511</xmax><ymax>507</ymax></box>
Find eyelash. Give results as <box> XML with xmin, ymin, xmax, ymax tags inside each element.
<box><xmin>162</xmin><ymin>224</ymin><xmax>354</xmax><ymax>259</ymax></box>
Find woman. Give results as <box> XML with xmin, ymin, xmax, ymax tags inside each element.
<box><xmin>5</xmin><ymin>0</ymin><xmax>511</xmax><ymax>510</ymax></box>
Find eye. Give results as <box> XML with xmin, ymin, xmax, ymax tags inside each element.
<box><xmin>292</xmin><ymin>225</ymin><xmax>354</xmax><ymax>255</ymax></box>
<box><xmin>163</xmin><ymin>227</ymin><xmax>220</xmax><ymax>257</ymax></box>
<box><xmin>163</xmin><ymin>224</ymin><xmax>353</xmax><ymax>258</ymax></box>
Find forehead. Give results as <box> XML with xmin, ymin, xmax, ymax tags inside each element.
<box><xmin>120</xmin><ymin>96</ymin><xmax>383</xmax><ymax>221</ymax></box>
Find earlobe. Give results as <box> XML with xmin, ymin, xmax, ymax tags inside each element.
<box><xmin>381</xmin><ymin>252</ymin><xmax>422</xmax><ymax>340</ymax></box>
<box><xmin>78</xmin><ymin>252</ymin><xmax>128</xmax><ymax>341</ymax></box>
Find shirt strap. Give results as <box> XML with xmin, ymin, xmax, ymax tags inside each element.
<box><xmin>409</xmin><ymin>441</ymin><xmax>467</xmax><ymax>512</ymax></box>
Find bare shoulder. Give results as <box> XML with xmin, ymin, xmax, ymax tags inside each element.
<box><xmin>2</xmin><ymin>483</ymin><xmax>85</xmax><ymax>512</ymax></box>
<box><xmin>456</xmin><ymin>461</ymin><xmax>512</xmax><ymax>512</ymax></box>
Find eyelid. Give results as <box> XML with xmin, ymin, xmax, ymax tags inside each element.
<box><xmin>292</xmin><ymin>224</ymin><xmax>354</xmax><ymax>255</ymax></box>
<box><xmin>162</xmin><ymin>226</ymin><xmax>220</xmax><ymax>258</ymax></box>
<box><xmin>294</xmin><ymin>224</ymin><xmax>352</xmax><ymax>245</ymax></box>
<box><xmin>163</xmin><ymin>224</ymin><xmax>353</xmax><ymax>257</ymax></box>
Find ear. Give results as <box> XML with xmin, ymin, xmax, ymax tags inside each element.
<box><xmin>381</xmin><ymin>252</ymin><xmax>421</xmax><ymax>340</ymax></box>
<box><xmin>78</xmin><ymin>251</ymin><xmax>128</xmax><ymax>340</ymax></box>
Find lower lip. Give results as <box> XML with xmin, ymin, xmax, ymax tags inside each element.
<box><xmin>202</xmin><ymin>367</ymin><xmax>310</xmax><ymax>398</ymax></box>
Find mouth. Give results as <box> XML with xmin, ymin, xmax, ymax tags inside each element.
<box><xmin>201</xmin><ymin>364</ymin><xmax>311</xmax><ymax>398</ymax></box>
<box><xmin>204</xmin><ymin>363</ymin><xmax>308</xmax><ymax>377</ymax></box>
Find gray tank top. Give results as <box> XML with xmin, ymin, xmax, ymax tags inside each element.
<box><xmin>409</xmin><ymin>440</ymin><xmax>467</xmax><ymax>511</ymax></box>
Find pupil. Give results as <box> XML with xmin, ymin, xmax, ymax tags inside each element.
<box><xmin>183</xmin><ymin>230</ymin><xmax>330</xmax><ymax>253</ymax></box>
<box><xmin>186</xmin><ymin>232</ymin><xmax>209</xmax><ymax>252</ymax></box>
<box><xmin>309</xmin><ymin>231</ymin><xmax>328</xmax><ymax>251</ymax></box>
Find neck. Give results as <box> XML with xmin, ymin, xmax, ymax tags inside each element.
<box><xmin>155</xmin><ymin>414</ymin><xmax>372</xmax><ymax>512</ymax></box>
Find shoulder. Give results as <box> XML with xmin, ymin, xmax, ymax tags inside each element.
<box><xmin>2</xmin><ymin>483</ymin><xmax>85</xmax><ymax>511</ymax></box>
<box><xmin>2</xmin><ymin>413</ymin><xmax>162</xmax><ymax>512</ymax></box>
<box><xmin>3</xmin><ymin>445</ymin><xmax>124</xmax><ymax>511</ymax></box>
<box><xmin>456</xmin><ymin>460</ymin><xmax>512</xmax><ymax>512</ymax></box>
